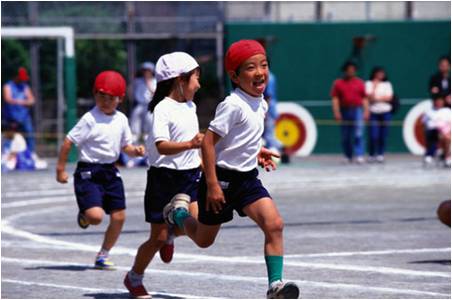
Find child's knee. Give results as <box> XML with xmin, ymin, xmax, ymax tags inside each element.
<box><xmin>85</xmin><ymin>209</ymin><xmax>104</xmax><ymax>225</ymax></box>
<box><xmin>111</xmin><ymin>209</ymin><xmax>126</xmax><ymax>224</ymax></box>
<box><xmin>265</xmin><ymin>217</ymin><xmax>284</xmax><ymax>234</ymax></box>
<box><xmin>196</xmin><ymin>237</ymin><xmax>215</xmax><ymax>249</ymax></box>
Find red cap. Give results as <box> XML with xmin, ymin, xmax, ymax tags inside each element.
<box><xmin>224</xmin><ymin>40</ymin><xmax>266</xmax><ymax>74</ymax></box>
<box><xmin>17</xmin><ymin>67</ymin><xmax>30</xmax><ymax>81</ymax></box>
<box><xmin>93</xmin><ymin>70</ymin><xmax>126</xmax><ymax>97</ymax></box>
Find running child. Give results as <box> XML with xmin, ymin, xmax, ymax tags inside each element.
<box><xmin>163</xmin><ymin>40</ymin><xmax>300</xmax><ymax>299</ymax></box>
<box><xmin>124</xmin><ymin>52</ymin><xmax>204</xmax><ymax>299</ymax></box>
<box><xmin>56</xmin><ymin>70</ymin><xmax>145</xmax><ymax>270</ymax></box>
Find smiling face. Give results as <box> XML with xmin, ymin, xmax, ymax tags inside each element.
<box><xmin>181</xmin><ymin>68</ymin><xmax>201</xmax><ymax>100</ymax></box>
<box><xmin>229</xmin><ymin>54</ymin><xmax>269</xmax><ymax>97</ymax></box>
<box><xmin>94</xmin><ymin>91</ymin><xmax>121</xmax><ymax>115</ymax></box>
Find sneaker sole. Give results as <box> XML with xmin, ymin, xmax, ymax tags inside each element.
<box><xmin>94</xmin><ymin>265</ymin><xmax>116</xmax><ymax>271</ymax></box>
<box><xmin>277</xmin><ymin>283</ymin><xmax>300</xmax><ymax>299</ymax></box>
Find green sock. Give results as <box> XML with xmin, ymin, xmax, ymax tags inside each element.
<box><xmin>265</xmin><ymin>255</ymin><xmax>283</xmax><ymax>285</ymax></box>
<box><xmin>173</xmin><ymin>208</ymin><xmax>190</xmax><ymax>229</ymax></box>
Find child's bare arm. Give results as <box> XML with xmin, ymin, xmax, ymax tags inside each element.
<box><xmin>122</xmin><ymin>144</ymin><xmax>145</xmax><ymax>157</ymax></box>
<box><xmin>56</xmin><ymin>138</ymin><xmax>73</xmax><ymax>183</ymax></box>
<box><xmin>155</xmin><ymin>133</ymin><xmax>204</xmax><ymax>155</ymax></box>
<box><xmin>201</xmin><ymin>130</ymin><xmax>225</xmax><ymax>213</ymax></box>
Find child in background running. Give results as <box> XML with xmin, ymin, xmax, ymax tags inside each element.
<box><xmin>124</xmin><ymin>52</ymin><xmax>203</xmax><ymax>299</ymax></box>
<box><xmin>163</xmin><ymin>40</ymin><xmax>300</xmax><ymax>299</ymax></box>
<box><xmin>56</xmin><ymin>70</ymin><xmax>145</xmax><ymax>270</ymax></box>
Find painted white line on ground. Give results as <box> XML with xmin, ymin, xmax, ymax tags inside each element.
<box><xmin>1</xmin><ymin>191</ymin><xmax>144</xmax><ymax>208</ymax></box>
<box><xmin>1</xmin><ymin>278</ymin><xmax>218</xmax><ymax>299</ymax></box>
<box><xmin>285</xmin><ymin>248</ymin><xmax>452</xmax><ymax>258</ymax></box>
<box><xmin>2</xmin><ymin>216</ymin><xmax>450</xmax><ymax>279</ymax></box>
<box><xmin>2</xmin><ymin>188</ymin><xmax>145</xmax><ymax>199</ymax></box>
<box><xmin>2</xmin><ymin>257</ymin><xmax>450</xmax><ymax>298</ymax></box>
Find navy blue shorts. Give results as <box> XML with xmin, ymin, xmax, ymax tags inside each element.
<box><xmin>144</xmin><ymin>166</ymin><xmax>201</xmax><ymax>223</ymax></box>
<box><xmin>73</xmin><ymin>162</ymin><xmax>126</xmax><ymax>214</ymax></box>
<box><xmin>198</xmin><ymin>166</ymin><xmax>271</xmax><ymax>225</ymax></box>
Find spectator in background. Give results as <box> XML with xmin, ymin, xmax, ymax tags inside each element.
<box><xmin>365</xmin><ymin>67</ymin><xmax>394</xmax><ymax>163</ymax></box>
<box><xmin>422</xmin><ymin>93</ymin><xmax>451</xmax><ymax>167</ymax></box>
<box><xmin>331</xmin><ymin>61</ymin><xmax>369</xmax><ymax>164</ymax></box>
<box><xmin>2</xmin><ymin>67</ymin><xmax>47</xmax><ymax>167</ymax></box>
<box><xmin>263</xmin><ymin>70</ymin><xmax>284</xmax><ymax>157</ymax></box>
<box><xmin>130</xmin><ymin>62</ymin><xmax>157</xmax><ymax>143</ymax></box>
<box><xmin>429</xmin><ymin>56</ymin><xmax>450</xmax><ymax>106</ymax></box>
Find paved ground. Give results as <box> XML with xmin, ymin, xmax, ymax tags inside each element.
<box><xmin>1</xmin><ymin>154</ymin><xmax>451</xmax><ymax>299</ymax></box>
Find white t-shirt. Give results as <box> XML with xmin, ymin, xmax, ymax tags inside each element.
<box><xmin>147</xmin><ymin>97</ymin><xmax>201</xmax><ymax>170</ymax></box>
<box><xmin>365</xmin><ymin>81</ymin><xmax>393</xmax><ymax>114</ymax></box>
<box><xmin>10</xmin><ymin>133</ymin><xmax>27</xmax><ymax>153</ymax></box>
<box><xmin>67</xmin><ymin>106</ymin><xmax>132</xmax><ymax>164</ymax></box>
<box><xmin>209</xmin><ymin>88</ymin><xmax>268</xmax><ymax>172</ymax></box>
<box><xmin>423</xmin><ymin>107</ymin><xmax>451</xmax><ymax>132</ymax></box>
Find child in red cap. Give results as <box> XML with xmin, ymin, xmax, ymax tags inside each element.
<box><xmin>56</xmin><ymin>70</ymin><xmax>145</xmax><ymax>270</ymax></box>
<box><xmin>163</xmin><ymin>40</ymin><xmax>300</xmax><ymax>299</ymax></box>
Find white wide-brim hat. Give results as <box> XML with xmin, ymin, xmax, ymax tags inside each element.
<box><xmin>155</xmin><ymin>52</ymin><xmax>199</xmax><ymax>83</ymax></box>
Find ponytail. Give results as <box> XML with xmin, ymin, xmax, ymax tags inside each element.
<box><xmin>148</xmin><ymin>78</ymin><xmax>176</xmax><ymax>113</ymax></box>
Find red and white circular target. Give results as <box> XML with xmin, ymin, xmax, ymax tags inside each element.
<box><xmin>275</xmin><ymin>102</ymin><xmax>317</xmax><ymax>156</ymax></box>
<box><xmin>402</xmin><ymin>99</ymin><xmax>431</xmax><ymax>155</ymax></box>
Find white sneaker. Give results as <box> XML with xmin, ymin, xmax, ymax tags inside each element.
<box><xmin>376</xmin><ymin>155</ymin><xmax>385</xmax><ymax>163</ymax></box>
<box><xmin>163</xmin><ymin>193</ymin><xmax>191</xmax><ymax>225</ymax></box>
<box><xmin>355</xmin><ymin>156</ymin><xmax>365</xmax><ymax>164</ymax></box>
<box><xmin>424</xmin><ymin>156</ymin><xmax>433</xmax><ymax>166</ymax></box>
<box><xmin>444</xmin><ymin>158</ymin><xmax>451</xmax><ymax>168</ymax></box>
<box><xmin>267</xmin><ymin>280</ymin><xmax>300</xmax><ymax>299</ymax></box>
<box><xmin>32</xmin><ymin>152</ymin><xmax>48</xmax><ymax>169</ymax></box>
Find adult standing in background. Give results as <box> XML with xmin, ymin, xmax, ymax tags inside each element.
<box><xmin>331</xmin><ymin>61</ymin><xmax>369</xmax><ymax>164</ymax></box>
<box><xmin>429</xmin><ymin>56</ymin><xmax>450</xmax><ymax>105</ymax></box>
<box><xmin>2</xmin><ymin>67</ymin><xmax>44</xmax><ymax>165</ymax></box>
<box><xmin>130</xmin><ymin>62</ymin><xmax>157</xmax><ymax>143</ymax></box>
<box><xmin>365</xmin><ymin>67</ymin><xmax>394</xmax><ymax>163</ymax></box>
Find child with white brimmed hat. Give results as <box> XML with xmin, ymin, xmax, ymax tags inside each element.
<box><xmin>124</xmin><ymin>52</ymin><xmax>204</xmax><ymax>299</ymax></box>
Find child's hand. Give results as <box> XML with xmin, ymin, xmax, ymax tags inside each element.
<box><xmin>258</xmin><ymin>147</ymin><xmax>280</xmax><ymax>172</ymax></box>
<box><xmin>56</xmin><ymin>170</ymin><xmax>69</xmax><ymax>184</ymax></box>
<box><xmin>189</xmin><ymin>133</ymin><xmax>205</xmax><ymax>149</ymax></box>
<box><xmin>206</xmin><ymin>183</ymin><xmax>225</xmax><ymax>214</ymax></box>
<box><xmin>134</xmin><ymin>145</ymin><xmax>145</xmax><ymax>156</ymax></box>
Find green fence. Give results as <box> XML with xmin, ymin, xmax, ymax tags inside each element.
<box><xmin>225</xmin><ymin>20</ymin><xmax>450</xmax><ymax>153</ymax></box>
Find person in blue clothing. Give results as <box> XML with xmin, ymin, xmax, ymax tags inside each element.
<box><xmin>263</xmin><ymin>70</ymin><xmax>284</xmax><ymax>155</ymax></box>
<box><xmin>2</xmin><ymin>67</ymin><xmax>37</xmax><ymax>158</ymax></box>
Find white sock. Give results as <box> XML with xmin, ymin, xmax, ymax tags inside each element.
<box><xmin>98</xmin><ymin>248</ymin><xmax>109</xmax><ymax>257</ymax></box>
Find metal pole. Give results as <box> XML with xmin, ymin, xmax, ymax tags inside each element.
<box><xmin>315</xmin><ymin>2</ymin><xmax>322</xmax><ymax>22</ymax></box>
<box><xmin>57</xmin><ymin>38</ymin><xmax>65</xmax><ymax>150</ymax></box>
<box><xmin>406</xmin><ymin>2</ymin><xmax>413</xmax><ymax>20</ymax></box>
<box><xmin>28</xmin><ymin>2</ymin><xmax>41</xmax><ymax>154</ymax></box>
<box><xmin>127</xmin><ymin>2</ymin><xmax>136</xmax><ymax>115</ymax></box>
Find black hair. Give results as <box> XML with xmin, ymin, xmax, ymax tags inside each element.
<box><xmin>341</xmin><ymin>61</ymin><xmax>357</xmax><ymax>72</ymax></box>
<box><xmin>438</xmin><ymin>55</ymin><xmax>451</xmax><ymax>64</ymax></box>
<box><xmin>369</xmin><ymin>66</ymin><xmax>388</xmax><ymax>81</ymax></box>
<box><xmin>432</xmin><ymin>93</ymin><xmax>445</xmax><ymax>101</ymax></box>
<box><xmin>148</xmin><ymin>67</ymin><xmax>200</xmax><ymax>113</ymax></box>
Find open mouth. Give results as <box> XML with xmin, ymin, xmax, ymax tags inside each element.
<box><xmin>253</xmin><ymin>78</ymin><xmax>266</xmax><ymax>89</ymax></box>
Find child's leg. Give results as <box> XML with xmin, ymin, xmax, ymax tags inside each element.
<box><xmin>173</xmin><ymin>201</ymin><xmax>198</xmax><ymax>237</ymax></box>
<box><xmin>132</xmin><ymin>223</ymin><xmax>168</xmax><ymax>274</ymax></box>
<box><xmin>83</xmin><ymin>206</ymin><xmax>104</xmax><ymax>225</ymax></box>
<box><xmin>242</xmin><ymin>197</ymin><xmax>284</xmax><ymax>283</ymax></box>
<box><xmin>100</xmin><ymin>208</ymin><xmax>126</xmax><ymax>251</ymax></box>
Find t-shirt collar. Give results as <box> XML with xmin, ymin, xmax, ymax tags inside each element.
<box><xmin>234</xmin><ymin>87</ymin><xmax>263</xmax><ymax>102</ymax></box>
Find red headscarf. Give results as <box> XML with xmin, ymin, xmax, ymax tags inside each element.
<box><xmin>93</xmin><ymin>70</ymin><xmax>126</xmax><ymax>97</ymax></box>
<box><xmin>17</xmin><ymin>67</ymin><xmax>30</xmax><ymax>81</ymax></box>
<box><xmin>224</xmin><ymin>40</ymin><xmax>266</xmax><ymax>74</ymax></box>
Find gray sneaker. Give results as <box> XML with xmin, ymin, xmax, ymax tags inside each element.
<box><xmin>163</xmin><ymin>193</ymin><xmax>191</xmax><ymax>225</ymax></box>
<box><xmin>266</xmin><ymin>281</ymin><xmax>300</xmax><ymax>299</ymax></box>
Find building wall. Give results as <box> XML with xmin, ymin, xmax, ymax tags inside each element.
<box><xmin>225</xmin><ymin>1</ymin><xmax>451</xmax><ymax>22</ymax></box>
